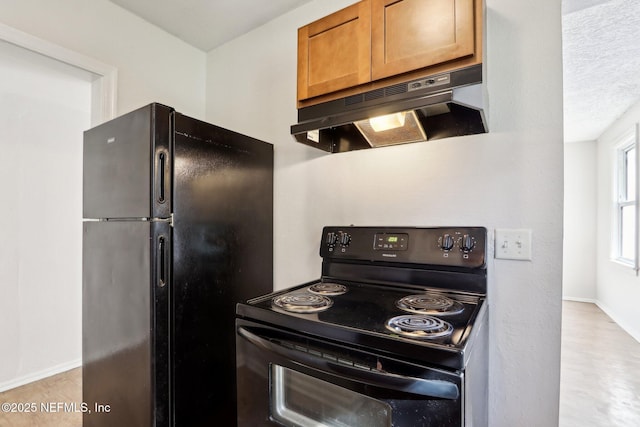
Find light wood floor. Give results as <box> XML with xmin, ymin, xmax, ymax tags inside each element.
<box><xmin>0</xmin><ymin>367</ymin><xmax>82</xmax><ymax>426</ymax></box>
<box><xmin>0</xmin><ymin>302</ymin><xmax>637</xmax><ymax>426</ymax></box>
<box><xmin>560</xmin><ymin>301</ymin><xmax>640</xmax><ymax>426</ymax></box>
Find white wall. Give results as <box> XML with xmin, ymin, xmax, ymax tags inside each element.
<box><xmin>596</xmin><ymin>100</ymin><xmax>640</xmax><ymax>342</ymax></box>
<box><xmin>206</xmin><ymin>1</ymin><xmax>564</xmax><ymax>426</ymax></box>
<box><xmin>0</xmin><ymin>0</ymin><xmax>206</xmax><ymax>119</ymax></box>
<box><xmin>0</xmin><ymin>0</ymin><xmax>207</xmax><ymax>390</ymax></box>
<box><xmin>563</xmin><ymin>140</ymin><xmax>597</xmax><ymax>300</ymax></box>
<box><xmin>0</xmin><ymin>40</ymin><xmax>91</xmax><ymax>390</ymax></box>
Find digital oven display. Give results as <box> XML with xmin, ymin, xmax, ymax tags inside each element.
<box><xmin>374</xmin><ymin>233</ymin><xmax>408</xmax><ymax>251</ymax></box>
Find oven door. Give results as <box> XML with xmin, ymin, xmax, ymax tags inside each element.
<box><xmin>236</xmin><ymin>319</ymin><xmax>463</xmax><ymax>427</ymax></box>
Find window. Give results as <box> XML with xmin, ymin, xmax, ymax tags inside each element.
<box><xmin>615</xmin><ymin>126</ymin><xmax>639</xmax><ymax>267</ymax></box>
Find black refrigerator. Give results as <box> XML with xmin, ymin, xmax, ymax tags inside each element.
<box><xmin>82</xmin><ymin>103</ymin><xmax>273</xmax><ymax>426</ymax></box>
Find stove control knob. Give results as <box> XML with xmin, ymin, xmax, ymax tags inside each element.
<box><xmin>326</xmin><ymin>232</ymin><xmax>338</xmax><ymax>246</ymax></box>
<box><xmin>459</xmin><ymin>234</ymin><xmax>476</xmax><ymax>252</ymax></box>
<box><xmin>438</xmin><ymin>234</ymin><xmax>455</xmax><ymax>251</ymax></box>
<box><xmin>339</xmin><ymin>232</ymin><xmax>351</xmax><ymax>247</ymax></box>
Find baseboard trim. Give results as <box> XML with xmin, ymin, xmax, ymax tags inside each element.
<box><xmin>562</xmin><ymin>296</ymin><xmax>597</xmax><ymax>303</ymax></box>
<box><xmin>0</xmin><ymin>359</ymin><xmax>82</xmax><ymax>393</ymax></box>
<box><xmin>595</xmin><ymin>301</ymin><xmax>640</xmax><ymax>344</ymax></box>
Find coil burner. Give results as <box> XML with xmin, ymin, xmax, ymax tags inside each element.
<box><xmin>396</xmin><ymin>293</ymin><xmax>464</xmax><ymax>316</ymax></box>
<box><xmin>272</xmin><ymin>292</ymin><xmax>333</xmax><ymax>313</ymax></box>
<box><xmin>385</xmin><ymin>315</ymin><xmax>454</xmax><ymax>339</ymax></box>
<box><xmin>308</xmin><ymin>282</ymin><xmax>348</xmax><ymax>296</ymax></box>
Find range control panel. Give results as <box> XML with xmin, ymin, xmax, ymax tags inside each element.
<box><xmin>374</xmin><ymin>233</ymin><xmax>408</xmax><ymax>251</ymax></box>
<box><xmin>321</xmin><ymin>226</ymin><xmax>486</xmax><ymax>268</ymax></box>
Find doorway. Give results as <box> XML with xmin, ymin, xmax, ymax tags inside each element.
<box><xmin>0</xmin><ymin>26</ymin><xmax>114</xmax><ymax>391</ymax></box>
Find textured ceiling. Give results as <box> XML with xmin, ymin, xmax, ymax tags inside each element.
<box><xmin>563</xmin><ymin>0</ymin><xmax>640</xmax><ymax>142</ymax></box>
<box><xmin>108</xmin><ymin>0</ymin><xmax>313</xmax><ymax>52</ymax></box>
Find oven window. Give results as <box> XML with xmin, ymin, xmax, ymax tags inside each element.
<box><xmin>270</xmin><ymin>365</ymin><xmax>391</xmax><ymax>427</ymax></box>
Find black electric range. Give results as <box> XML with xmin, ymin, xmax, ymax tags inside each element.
<box><xmin>236</xmin><ymin>226</ymin><xmax>488</xmax><ymax>427</ymax></box>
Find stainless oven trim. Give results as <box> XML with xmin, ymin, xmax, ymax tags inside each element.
<box><xmin>238</xmin><ymin>326</ymin><xmax>460</xmax><ymax>400</ymax></box>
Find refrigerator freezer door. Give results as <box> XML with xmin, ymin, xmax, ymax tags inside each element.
<box><xmin>82</xmin><ymin>220</ymin><xmax>171</xmax><ymax>427</ymax></box>
<box><xmin>83</xmin><ymin>103</ymin><xmax>172</xmax><ymax>220</ymax></box>
<box><xmin>171</xmin><ymin>114</ymin><xmax>274</xmax><ymax>426</ymax></box>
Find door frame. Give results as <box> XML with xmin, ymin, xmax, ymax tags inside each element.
<box><xmin>0</xmin><ymin>22</ymin><xmax>117</xmax><ymax>125</ymax></box>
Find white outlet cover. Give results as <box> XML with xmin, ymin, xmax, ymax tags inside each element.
<box><xmin>495</xmin><ymin>229</ymin><xmax>532</xmax><ymax>260</ymax></box>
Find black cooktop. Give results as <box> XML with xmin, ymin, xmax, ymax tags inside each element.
<box><xmin>237</xmin><ymin>226</ymin><xmax>488</xmax><ymax>370</ymax></box>
<box><xmin>237</xmin><ymin>279</ymin><xmax>486</xmax><ymax>370</ymax></box>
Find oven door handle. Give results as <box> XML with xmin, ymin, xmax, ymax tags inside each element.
<box><xmin>237</xmin><ymin>326</ymin><xmax>459</xmax><ymax>400</ymax></box>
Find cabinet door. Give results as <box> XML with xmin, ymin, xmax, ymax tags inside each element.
<box><xmin>371</xmin><ymin>0</ymin><xmax>475</xmax><ymax>81</ymax></box>
<box><xmin>297</xmin><ymin>0</ymin><xmax>371</xmax><ymax>101</ymax></box>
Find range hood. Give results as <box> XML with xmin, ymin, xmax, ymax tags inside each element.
<box><xmin>291</xmin><ymin>64</ymin><xmax>487</xmax><ymax>153</ymax></box>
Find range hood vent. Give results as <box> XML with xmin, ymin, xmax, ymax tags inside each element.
<box><xmin>291</xmin><ymin>64</ymin><xmax>487</xmax><ymax>153</ymax></box>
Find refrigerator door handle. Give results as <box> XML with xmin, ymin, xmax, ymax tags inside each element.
<box><xmin>156</xmin><ymin>150</ymin><xmax>168</xmax><ymax>204</ymax></box>
<box><xmin>157</xmin><ymin>235</ymin><xmax>168</xmax><ymax>288</ymax></box>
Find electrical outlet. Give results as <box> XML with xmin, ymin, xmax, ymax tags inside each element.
<box><xmin>495</xmin><ymin>229</ymin><xmax>532</xmax><ymax>260</ymax></box>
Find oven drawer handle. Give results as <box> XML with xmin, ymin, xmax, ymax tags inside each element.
<box><xmin>237</xmin><ymin>326</ymin><xmax>459</xmax><ymax>400</ymax></box>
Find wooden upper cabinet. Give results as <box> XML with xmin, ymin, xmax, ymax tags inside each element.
<box><xmin>371</xmin><ymin>0</ymin><xmax>476</xmax><ymax>81</ymax></box>
<box><xmin>297</xmin><ymin>0</ymin><xmax>481</xmax><ymax>104</ymax></box>
<box><xmin>297</xmin><ymin>0</ymin><xmax>371</xmax><ymax>101</ymax></box>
